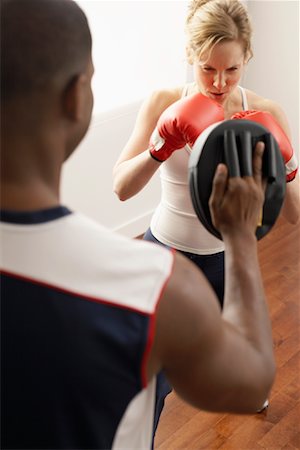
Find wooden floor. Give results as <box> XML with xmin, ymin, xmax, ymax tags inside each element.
<box><xmin>154</xmin><ymin>216</ymin><xmax>300</xmax><ymax>450</ymax></box>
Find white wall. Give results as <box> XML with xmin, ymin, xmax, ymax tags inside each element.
<box><xmin>243</xmin><ymin>0</ymin><xmax>299</xmax><ymax>156</ymax></box>
<box><xmin>62</xmin><ymin>1</ymin><xmax>299</xmax><ymax>238</ymax></box>
<box><xmin>62</xmin><ymin>1</ymin><xmax>189</xmax><ymax>237</ymax></box>
<box><xmin>61</xmin><ymin>101</ymin><xmax>161</xmax><ymax>237</ymax></box>
<box><xmin>76</xmin><ymin>0</ymin><xmax>189</xmax><ymax>114</ymax></box>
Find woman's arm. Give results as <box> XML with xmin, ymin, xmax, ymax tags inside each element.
<box><xmin>248</xmin><ymin>93</ymin><xmax>300</xmax><ymax>224</ymax></box>
<box><xmin>282</xmin><ymin>173</ymin><xmax>300</xmax><ymax>224</ymax></box>
<box><xmin>265</xmin><ymin>101</ymin><xmax>300</xmax><ymax>224</ymax></box>
<box><xmin>112</xmin><ymin>88</ymin><xmax>181</xmax><ymax>201</ymax></box>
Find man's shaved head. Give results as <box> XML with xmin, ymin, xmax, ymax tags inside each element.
<box><xmin>1</xmin><ymin>0</ymin><xmax>92</xmax><ymax>102</ymax></box>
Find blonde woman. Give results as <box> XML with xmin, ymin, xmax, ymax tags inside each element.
<box><xmin>113</xmin><ymin>0</ymin><xmax>299</xmax><ymax>429</ymax></box>
<box><xmin>113</xmin><ymin>0</ymin><xmax>299</xmax><ymax>308</ymax></box>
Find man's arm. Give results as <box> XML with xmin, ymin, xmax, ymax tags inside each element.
<box><xmin>147</xmin><ymin>142</ymin><xmax>275</xmax><ymax>414</ymax></box>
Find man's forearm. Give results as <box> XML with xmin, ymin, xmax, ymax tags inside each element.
<box><xmin>222</xmin><ymin>233</ymin><xmax>274</xmax><ymax>359</ymax></box>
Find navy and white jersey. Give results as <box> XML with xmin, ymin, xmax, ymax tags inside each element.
<box><xmin>0</xmin><ymin>206</ymin><xmax>174</xmax><ymax>449</ymax></box>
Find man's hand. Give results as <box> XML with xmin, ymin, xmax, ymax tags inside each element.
<box><xmin>209</xmin><ymin>141</ymin><xmax>265</xmax><ymax>238</ymax></box>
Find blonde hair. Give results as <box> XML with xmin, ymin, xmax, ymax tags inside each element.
<box><xmin>185</xmin><ymin>0</ymin><xmax>253</xmax><ymax>63</ymax></box>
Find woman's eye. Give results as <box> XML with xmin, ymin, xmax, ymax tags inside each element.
<box><xmin>227</xmin><ymin>67</ymin><xmax>238</xmax><ymax>72</ymax></box>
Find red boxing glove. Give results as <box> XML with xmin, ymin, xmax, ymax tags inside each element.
<box><xmin>232</xmin><ymin>110</ymin><xmax>298</xmax><ymax>182</ymax></box>
<box><xmin>149</xmin><ymin>93</ymin><xmax>224</xmax><ymax>162</ymax></box>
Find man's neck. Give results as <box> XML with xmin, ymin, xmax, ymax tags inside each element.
<box><xmin>0</xmin><ymin>181</ymin><xmax>60</xmax><ymax>212</ymax></box>
<box><xmin>1</xmin><ymin>128</ymin><xmax>64</xmax><ymax>212</ymax></box>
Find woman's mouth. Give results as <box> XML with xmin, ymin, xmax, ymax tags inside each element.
<box><xmin>208</xmin><ymin>92</ymin><xmax>228</xmax><ymax>103</ymax></box>
<box><xmin>210</xmin><ymin>92</ymin><xmax>226</xmax><ymax>98</ymax></box>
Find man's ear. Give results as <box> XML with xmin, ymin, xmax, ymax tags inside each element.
<box><xmin>62</xmin><ymin>74</ymin><xmax>87</xmax><ymax>121</ymax></box>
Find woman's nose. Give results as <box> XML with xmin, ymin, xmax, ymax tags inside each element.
<box><xmin>213</xmin><ymin>72</ymin><xmax>226</xmax><ymax>90</ymax></box>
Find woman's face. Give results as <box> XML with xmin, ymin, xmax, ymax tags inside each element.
<box><xmin>193</xmin><ymin>40</ymin><xmax>246</xmax><ymax>105</ymax></box>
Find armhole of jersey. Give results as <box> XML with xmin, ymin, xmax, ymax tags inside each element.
<box><xmin>140</xmin><ymin>248</ymin><xmax>176</xmax><ymax>388</ymax></box>
<box><xmin>239</xmin><ymin>86</ymin><xmax>249</xmax><ymax>110</ymax></box>
<box><xmin>181</xmin><ymin>83</ymin><xmax>195</xmax><ymax>154</ymax></box>
<box><xmin>181</xmin><ymin>83</ymin><xmax>190</xmax><ymax>98</ymax></box>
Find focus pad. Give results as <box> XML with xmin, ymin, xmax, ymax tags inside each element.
<box><xmin>188</xmin><ymin>119</ymin><xmax>286</xmax><ymax>240</ymax></box>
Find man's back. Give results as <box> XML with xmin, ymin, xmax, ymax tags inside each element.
<box><xmin>1</xmin><ymin>0</ymin><xmax>277</xmax><ymax>448</ymax></box>
<box><xmin>0</xmin><ymin>206</ymin><xmax>173</xmax><ymax>449</ymax></box>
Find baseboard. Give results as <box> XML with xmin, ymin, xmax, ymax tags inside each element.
<box><xmin>113</xmin><ymin>210</ymin><xmax>154</xmax><ymax>238</ymax></box>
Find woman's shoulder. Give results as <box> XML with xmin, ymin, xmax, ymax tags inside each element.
<box><xmin>137</xmin><ymin>85</ymin><xmax>186</xmax><ymax>124</ymax></box>
<box><xmin>245</xmin><ymin>88</ymin><xmax>291</xmax><ymax>135</ymax></box>
<box><xmin>147</xmin><ymin>86</ymin><xmax>185</xmax><ymax>111</ymax></box>
<box><xmin>130</xmin><ymin>86</ymin><xmax>185</xmax><ymax>134</ymax></box>
<box><xmin>245</xmin><ymin>89</ymin><xmax>283</xmax><ymax>115</ymax></box>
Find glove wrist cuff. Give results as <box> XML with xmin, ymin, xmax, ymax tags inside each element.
<box><xmin>149</xmin><ymin>149</ymin><xmax>164</xmax><ymax>163</ymax></box>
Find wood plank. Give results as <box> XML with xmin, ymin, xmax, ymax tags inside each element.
<box><xmin>154</xmin><ymin>216</ymin><xmax>300</xmax><ymax>449</ymax></box>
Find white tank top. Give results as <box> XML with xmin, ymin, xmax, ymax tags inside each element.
<box><xmin>150</xmin><ymin>84</ymin><xmax>248</xmax><ymax>255</ymax></box>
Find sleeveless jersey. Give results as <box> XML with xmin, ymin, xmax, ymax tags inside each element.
<box><xmin>150</xmin><ymin>84</ymin><xmax>248</xmax><ymax>254</ymax></box>
<box><xmin>0</xmin><ymin>206</ymin><xmax>174</xmax><ymax>449</ymax></box>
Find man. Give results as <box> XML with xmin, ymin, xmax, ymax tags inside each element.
<box><xmin>0</xmin><ymin>1</ymin><xmax>275</xmax><ymax>449</ymax></box>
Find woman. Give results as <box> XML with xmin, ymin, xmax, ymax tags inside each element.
<box><xmin>113</xmin><ymin>0</ymin><xmax>299</xmax><ymax>427</ymax></box>
<box><xmin>113</xmin><ymin>0</ymin><xmax>299</xmax><ymax>309</ymax></box>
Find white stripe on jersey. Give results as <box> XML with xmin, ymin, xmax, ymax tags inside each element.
<box><xmin>0</xmin><ymin>212</ymin><xmax>174</xmax><ymax>314</ymax></box>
